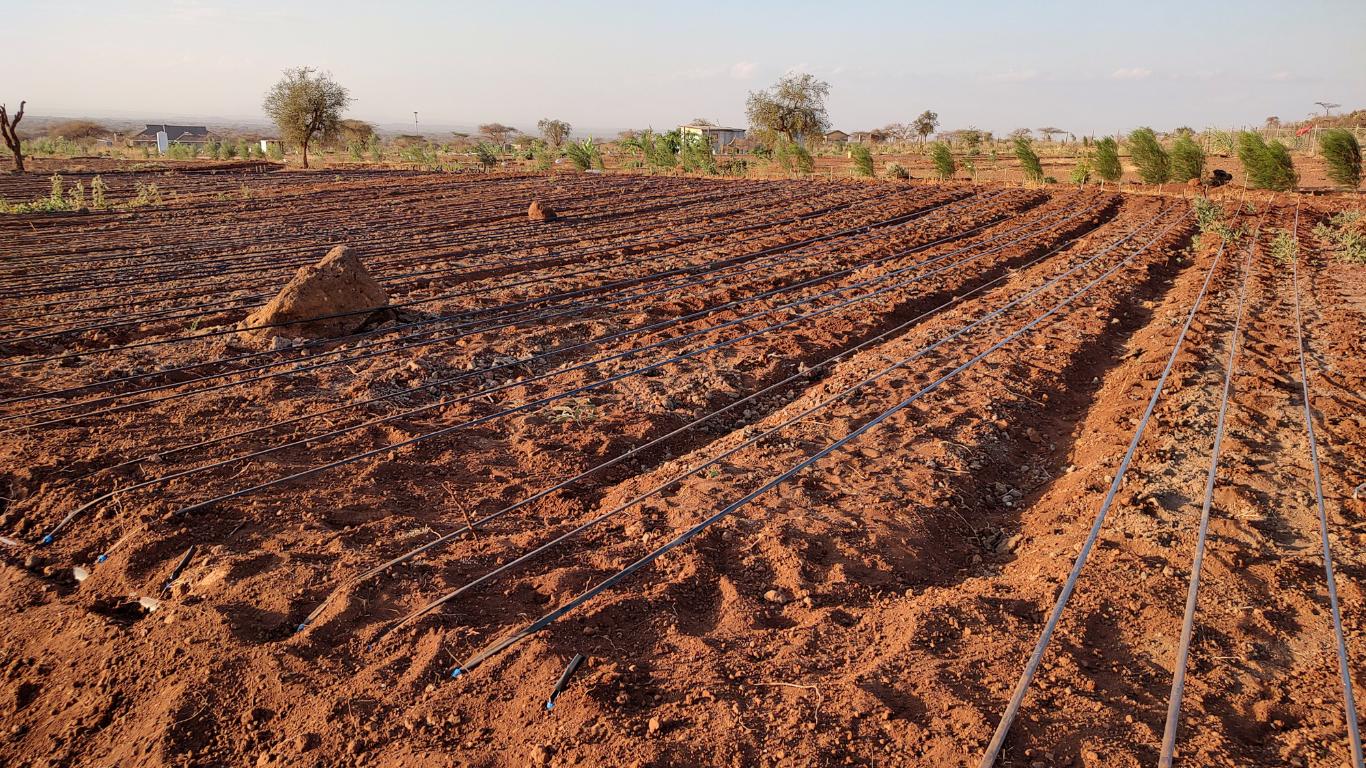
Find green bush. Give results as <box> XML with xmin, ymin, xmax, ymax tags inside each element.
<box><xmin>1170</xmin><ymin>135</ymin><xmax>1205</xmax><ymax>183</ymax></box>
<box><xmin>1320</xmin><ymin>128</ymin><xmax>1363</xmax><ymax>190</ymax></box>
<box><xmin>473</xmin><ymin>142</ymin><xmax>498</xmax><ymax>170</ymax></box>
<box><xmin>1094</xmin><ymin>137</ymin><xmax>1122</xmax><ymax>182</ymax></box>
<box><xmin>1012</xmin><ymin>136</ymin><xmax>1042</xmax><ymax>182</ymax></box>
<box><xmin>1128</xmin><ymin>128</ymin><xmax>1171</xmax><ymax>184</ymax></box>
<box><xmin>564</xmin><ymin>137</ymin><xmax>604</xmax><ymax>172</ymax></box>
<box><xmin>848</xmin><ymin>144</ymin><xmax>874</xmax><ymax>177</ymax></box>
<box><xmin>775</xmin><ymin>142</ymin><xmax>814</xmax><ymax>173</ymax></box>
<box><xmin>1237</xmin><ymin>131</ymin><xmax>1298</xmax><ymax>191</ymax></box>
<box><xmin>883</xmin><ymin>161</ymin><xmax>910</xmax><ymax>180</ymax></box>
<box><xmin>930</xmin><ymin>143</ymin><xmax>955</xmax><ymax>180</ymax></box>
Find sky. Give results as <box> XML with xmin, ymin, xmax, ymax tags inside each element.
<box><xmin>4</xmin><ymin>0</ymin><xmax>1364</xmax><ymax>137</ymax></box>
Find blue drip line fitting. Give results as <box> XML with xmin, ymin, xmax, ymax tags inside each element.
<box><xmin>451</xmin><ymin>668</ymin><xmax>464</xmax><ymax>679</ymax></box>
<box><xmin>97</xmin><ymin>555</ymin><xmax>107</xmax><ymax>563</ymax></box>
<box><xmin>42</xmin><ymin>535</ymin><xmax>53</xmax><ymax>545</ymax></box>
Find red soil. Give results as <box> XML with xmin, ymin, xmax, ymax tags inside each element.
<box><xmin>1</xmin><ymin>170</ymin><xmax>1363</xmax><ymax>768</ymax></box>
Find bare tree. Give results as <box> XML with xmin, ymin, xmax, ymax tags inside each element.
<box><xmin>1315</xmin><ymin>102</ymin><xmax>1341</xmax><ymax>117</ymax></box>
<box><xmin>1037</xmin><ymin>126</ymin><xmax>1063</xmax><ymax>142</ymax></box>
<box><xmin>745</xmin><ymin>73</ymin><xmax>831</xmax><ymax>145</ymax></box>
<box><xmin>537</xmin><ymin>119</ymin><xmax>572</xmax><ymax>147</ymax></box>
<box><xmin>1265</xmin><ymin>116</ymin><xmax>1281</xmax><ymax>128</ymax></box>
<box><xmin>262</xmin><ymin>68</ymin><xmax>351</xmax><ymax>169</ymax></box>
<box><xmin>688</xmin><ymin>118</ymin><xmax>716</xmax><ymax>127</ymax></box>
<box><xmin>1009</xmin><ymin>127</ymin><xmax>1033</xmax><ymax>140</ymax></box>
<box><xmin>479</xmin><ymin>123</ymin><xmax>516</xmax><ymax>145</ymax></box>
<box><xmin>1</xmin><ymin>101</ymin><xmax>24</xmax><ymax>172</ymax></box>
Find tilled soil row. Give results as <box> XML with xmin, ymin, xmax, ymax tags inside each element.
<box><xmin>2</xmin><ymin>182</ymin><xmax>1359</xmax><ymax>768</ymax></box>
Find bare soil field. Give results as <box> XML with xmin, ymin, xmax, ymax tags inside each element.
<box><xmin>1</xmin><ymin>169</ymin><xmax>1363</xmax><ymax>768</ymax></box>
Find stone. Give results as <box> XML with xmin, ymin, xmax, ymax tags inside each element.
<box><xmin>764</xmin><ymin>589</ymin><xmax>788</xmax><ymax>604</ymax></box>
<box><xmin>528</xmin><ymin>201</ymin><xmax>558</xmax><ymax>221</ymax></box>
<box><xmin>530</xmin><ymin>744</ymin><xmax>554</xmax><ymax>765</ymax></box>
<box><xmin>24</xmin><ymin>554</ymin><xmax>43</xmax><ymax>571</ymax></box>
<box><xmin>996</xmin><ymin>535</ymin><xmax>1023</xmax><ymax>554</ymax></box>
<box><xmin>242</xmin><ymin>246</ymin><xmax>388</xmax><ymax>340</ymax></box>
<box><xmin>648</xmin><ymin>717</ymin><xmax>661</xmax><ymax>734</ymax></box>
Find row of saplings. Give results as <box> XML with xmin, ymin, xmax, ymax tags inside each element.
<box><xmin>850</xmin><ymin>128</ymin><xmax>1363</xmax><ymax>192</ymax></box>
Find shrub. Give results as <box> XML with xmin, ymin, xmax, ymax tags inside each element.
<box><xmin>1320</xmin><ymin>128</ymin><xmax>1363</xmax><ymax>190</ymax></box>
<box><xmin>1012</xmin><ymin>136</ymin><xmax>1042</xmax><ymax>182</ymax></box>
<box><xmin>1237</xmin><ymin>131</ymin><xmax>1298</xmax><ymax>191</ymax></box>
<box><xmin>473</xmin><ymin>142</ymin><xmax>498</xmax><ymax>170</ymax></box>
<box><xmin>883</xmin><ymin>161</ymin><xmax>910</xmax><ymax>180</ymax></box>
<box><xmin>680</xmin><ymin>134</ymin><xmax>717</xmax><ymax>174</ymax></box>
<box><xmin>563</xmin><ymin>137</ymin><xmax>604</xmax><ymax>172</ymax></box>
<box><xmin>91</xmin><ymin>176</ymin><xmax>108</xmax><ymax>209</ymax></box>
<box><xmin>774</xmin><ymin>142</ymin><xmax>814</xmax><ymax>173</ymax></box>
<box><xmin>269</xmin><ymin>142</ymin><xmax>285</xmax><ymax>161</ymax></box>
<box><xmin>1313</xmin><ymin>212</ymin><xmax>1366</xmax><ymax>264</ymax></box>
<box><xmin>1203</xmin><ymin>128</ymin><xmax>1236</xmax><ymax>157</ymax></box>
<box><xmin>1170</xmin><ymin>135</ymin><xmax>1205</xmax><ymax>183</ymax></box>
<box><xmin>1128</xmin><ymin>128</ymin><xmax>1171</xmax><ymax>184</ymax></box>
<box><xmin>1069</xmin><ymin>151</ymin><xmax>1092</xmax><ymax>183</ymax></box>
<box><xmin>848</xmin><ymin>144</ymin><xmax>874</xmax><ymax>177</ymax></box>
<box><xmin>1087</xmin><ymin>135</ymin><xmax>1120</xmax><ymax>180</ymax></box>
<box><xmin>532</xmin><ymin>141</ymin><xmax>554</xmax><ymax>171</ymax></box>
<box><xmin>1267</xmin><ymin>228</ymin><xmax>1297</xmax><ymax>265</ymax></box>
<box><xmin>930</xmin><ymin>143</ymin><xmax>956</xmax><ymax>180</ymax></box>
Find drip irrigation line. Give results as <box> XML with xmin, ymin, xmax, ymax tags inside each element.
<box><xmin>1290</xmin><ymin>202</ymin><xmax>1364</xmax><ymax>768</ymax></box>
<box><xmin>1157</xmin><ymin>206</ymin><xmax>1266</xmax><ymax>768</ymax></box>
<box><xmin>298</xmin><ymin>204</ymin><xmax>1107</xmax><ymax>633</ymax></box>
<box><xmin>0</xmin><ymin>185</ymin><xmax>964</xmax><ymax>415</ymax></box>
<box><xmin>978</xmin><ymin>195</ymin><xmax>1244</xmax><ymax>768</ymax></box>
<box><xmin>2</xmin><ymin>189</ymin><xmax>988</xmax><ymax>432</ymax></box>
<box><xmin>0</xmin><ymin>178</ymin><xmax>798</xmax><ymax>323</ymax></box>
<box><xmin>40</xmin><ymin>190</ymin><xmax>1093</xmax><ymax>542</ymax></box>
<box><xmin>62</xmin><ymin>191</ymin><xmax>1033</xmax><ymax>486</ymax></box>
<box><xmin>0</xmin><ymin>182</ymin><xmax>846</xmax><ymax>337</ymax></box>
<box><xmin>0</xmin><ymin>177</ymin><xmax>764</xmax><ymax>299</ymax></box>
<box><xmin>2</xmin><ymin>188</ymin><xmax>990</xmax><ymax>425</ymax></box>
<box><xmin>445</xmin><ymin>203</ymin><xmax>1191</xmax><ymax>679</ymax></box>
<box><xmin>0</xmin><ymin>185</ymin><xmax>960</xmax><ymax>371</ymax></box>
<box><xmin>345</xmin><ymin>198</ymin><xmax>1146</xmax><ymax>643</ymax></box>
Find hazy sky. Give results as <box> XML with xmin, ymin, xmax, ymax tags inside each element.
<box><xmin>6</xmin><ymin>0</ymin><xmax>1363</xmax><ymax>136</ymax></box>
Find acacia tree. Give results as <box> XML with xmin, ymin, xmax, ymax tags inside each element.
<box><xmin>537</xmin><ymin>119</ymin><xmax>572</xmax><ymax>147</ymax></box>
<box><xmin>912</xmin><ymin>111</ymin><xmax>939</xmax><ymax>146</ymax></box>
<box><xmin>262</xmin><ymin>68</ymin><xmax>351</xmax><ymax>169</ymax></box>
<box><xmin>745</xmin><ymin>73</ymin><xmax>831</xmax><ymax>145</ymax></box>
<box><xmin>479</xmin><ymin>123</ymin><xmax>516</xmax><ymax>145</ymax></box>
<box><xmin>1037</xmin><ymin>126</ymin><xmax>1064</xmax><ymax>142</ymax></box>
<box><xmin>1</xmin><ymin>101</ymin><xmax>25</xmax><ymax>172</ymax></box>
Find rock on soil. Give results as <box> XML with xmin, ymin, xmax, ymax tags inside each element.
<box><xmin>528</xmin><ymin>200</ymin><xmax>557</xmax><ymax>221</ymax></box>
<box><xmin>241</xmin><ymin>245</ymin><xmax>388</xmax><ymax>339</ymax></box>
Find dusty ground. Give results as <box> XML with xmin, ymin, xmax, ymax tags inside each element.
<box><xmin>0</xmin><ymin>169</ymin><xmax>1363</xmax><ymax>768</ymax></box>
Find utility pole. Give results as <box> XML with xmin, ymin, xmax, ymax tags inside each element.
<box><xmin>414</xmin><ymin>112</ymin><xmax>419</xmax><ymax>135</ymax></box>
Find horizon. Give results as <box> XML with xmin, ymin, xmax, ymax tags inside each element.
<box><xmin>5</xmin><ymin>0</ymin><xmax>1364</xmax><ymax>139</ymax></box>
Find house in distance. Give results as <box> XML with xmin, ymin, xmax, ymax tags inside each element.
<box><xmin>679</xmin><ymin>124</ymin><xmax>747</xmax><ymax>151</ymax></box>
<box><xmin>132</xmin><ymin>124</ymin><xmax>214</xmax><ymax>147</ymax></box>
